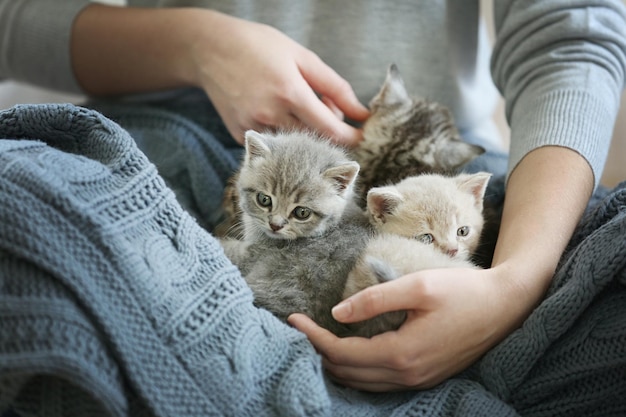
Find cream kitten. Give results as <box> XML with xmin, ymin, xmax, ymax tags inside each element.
<box><xmin>366</xmin><ymin>172</ymin><xmax>492</xmax><ymax>259</ymax></box>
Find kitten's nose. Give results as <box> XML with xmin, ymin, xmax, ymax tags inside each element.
<box><xmin>446</xmin><ymin>248</ymin><xmax>458</xmax><ymax>257</ymax></box>
<box><xmin>269</xmin><ymin>222</ymin><xmax>283</xmax><ymax>232</ymax></box>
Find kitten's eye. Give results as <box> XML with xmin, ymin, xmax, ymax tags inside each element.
<box><xmin>292</xmin><ymin>206</ymin><xmax>312</xmax><ymax>220</ymax></box>
<box><xmin>457</xmin><ymin>226</ymin><xmax>470</xmax><ymax>237</ymax></box>
<box><xmin>256</xmin><ymin>192</ymin><xmax>272</xmax><ymax>208</ymax></box>
<box><xmin>417</xmin><ymin>233</ymin><xmax>434</xmax><ymax>244</ymax></box>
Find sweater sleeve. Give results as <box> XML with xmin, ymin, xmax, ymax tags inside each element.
<box><xmin>0</xmin><ymin>0</ymin><xmax>91</xmax><ymax>93</ymax></box>
<box><xmin>491</xmin><ymin>0</ymin><xmax>626</xmax><ymax>187</ymax></box>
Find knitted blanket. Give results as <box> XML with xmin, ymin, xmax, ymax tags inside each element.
<box><xmin>1</xmin><ymin>103</ymin><xmax>625</xmax><ymax>417</ymax></box>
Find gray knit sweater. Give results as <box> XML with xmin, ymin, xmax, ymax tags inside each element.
<box><xmin>1</xmin><ymin>0</ymin><xmax>625</xmax><ymax>185</ymax></box>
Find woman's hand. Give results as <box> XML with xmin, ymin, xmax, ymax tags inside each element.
<box><xmin>71</xmin><ymin>4</ymin><xmax>369</xmax><ymax>146</ymax></box>
<box><xmin>186</xmin><ymin>12</ymin><xmax>369</xmax><ymax>145</ymax></box>
<box><xmin>288</xmin><ymin>266</ymin><xmax>518</xmax><ymax>391</ymax></box>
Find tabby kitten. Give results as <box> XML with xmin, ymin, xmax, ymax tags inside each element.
<box><xmin>342</xmin><ymin>172</ymin><xmax>491</xmax><ymax>337</ymax></box>
<box><xmin>352</xmin><ymin>64</ymin><xmax>485</xmax><ymax>201</ymax></box>
<box><xmin>220</xmin><ymin>129</ymin><xmax>360</xmax><ymax>242</ymax></box>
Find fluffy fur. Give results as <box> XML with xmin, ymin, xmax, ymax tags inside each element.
<box><xmin>231</xmin><ymin>211</ymin><xmax>372</xmax><ymax>337</ymax></box>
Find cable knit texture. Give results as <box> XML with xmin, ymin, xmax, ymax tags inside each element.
<box><xmin>0</xmin><ymin>104</ymin><xmax>329</xmax><ymax>417</ymax></box>
<box><xmin>1</xmin><ymin>104</ymin><xmax>625</xmax><ymax>417</ymax></box>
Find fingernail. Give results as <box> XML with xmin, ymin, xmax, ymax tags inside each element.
<box><xmin>332</xmin><ymin>300</ymin><xmax>352</xmax><ymax>321</ymax></box>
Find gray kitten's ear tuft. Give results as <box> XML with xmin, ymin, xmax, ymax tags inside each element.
<box><xmin>369</xmin><ymin>63</ymin><xmax>410</xmax><ymax>109</ymax></box>
<box><xmin>366</xmin><ymin>186</ymin><xmax>403</xmax><ymax>225</ymax></box>
<box><xmin>324</xmin><ymin>161</ymin><xmax>360</xmax><ymax>193</ymax></box>
<box><xmin>456</xmin><ymin>172</ymin><xmax>492</xmax><ymax>207</ymax></box>
<box><xmin>244</xmin><ymin>130</ymin><xmax>271</xmax><ymax>162</ymax></box>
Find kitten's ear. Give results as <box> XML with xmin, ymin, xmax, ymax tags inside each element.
<box><xmin>369</xmin><ymin>63</ymin><xmax>410</xmax><ymax>109</ymax></box>
<box><xmin>324</xmin><ymin>161</ymin><xmax>360</xmax><ymax>194</ymax></box>
<box><xmin>434</xmin><ymin>141</ymin><xmax>485</xmax><ymax>169</ymax></box>
<box><xmin>367</xmin><ymin>186</ymin><xmax>404</xmax><ymax>224</ymax></box>
<box><xmin>456</xmin><ymin>172</ymin><xmax>492</xmax><ymax>208</ymax></box>
<box><xmin>244</xmin><ymin>130</ymin><xmax>271</xmax><ymax>163</ymax></box>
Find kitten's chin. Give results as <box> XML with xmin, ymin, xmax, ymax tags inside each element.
<box><xmin>451</xmin><ymin>249</ymin><xmax>470</xmax><ymax>261</ymax></box>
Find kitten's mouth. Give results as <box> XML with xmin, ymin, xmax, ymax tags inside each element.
<box><xmin>264</xmin><ymin>229</ymin><xmax>290</xmax><ymax>239</ymax></box>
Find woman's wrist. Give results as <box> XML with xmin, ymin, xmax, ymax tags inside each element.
<box><xmin>489</xmin><ymin>146</ymin><xmax>594</xmax><ymax>326</ymax></box>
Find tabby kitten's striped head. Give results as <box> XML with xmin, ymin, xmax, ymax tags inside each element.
<box><xmin>354</xmin><ymin>64</ymin><xmax>485</xmax><ymax>198</ymax></box>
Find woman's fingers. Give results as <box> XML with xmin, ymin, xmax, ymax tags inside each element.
<box><xmin>331</xmin><ymin>274</ymin><xmax>432</xmax><ymax>324</ymax></box>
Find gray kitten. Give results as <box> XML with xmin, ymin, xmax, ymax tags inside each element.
<box><xmin>341</xmin><ymin>172</ymin><xmax>491</xmax><ymax>337</ymax></box>
<box><xmin>352</xmin><ymin>64</ymin><xmax>485</xmax><ymax>201</ymax></box>
<box><xmin>218</xmin><ymin>129</ymin><xmax>369</xmax><ymax>335</ymax></box>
